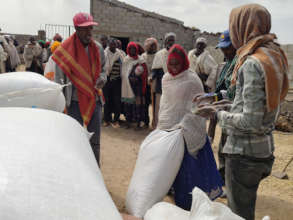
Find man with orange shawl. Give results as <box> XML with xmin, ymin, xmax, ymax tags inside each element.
<box><xmin>53</xmin><ymin>12</ymin><xmax>106</xmax><ymax>166</ymax></box>
<box><xmin>196</xmin><ymin>4</ymin><xmax>289</xmax><ymax>220</ymax></box>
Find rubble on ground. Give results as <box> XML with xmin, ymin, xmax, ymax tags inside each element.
<box><xmin>275</xmin><ymin>97</ymin><xmax>293</xmax><ymax>132</ymax></box>
<box><xmin>276</xmin><ymin>111</ymin><xmax>293</xmax><ymax>132</ymax></box>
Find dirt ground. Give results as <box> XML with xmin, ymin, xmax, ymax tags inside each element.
<box><xmin>14</xmin><ymin>65</ymin><xmax>293</xmax><ymax>219</ymax></box>
<box><xmin>100</xmin><ymin>123</ymin><xmax>293</xmax><ymax>220</ymax></box>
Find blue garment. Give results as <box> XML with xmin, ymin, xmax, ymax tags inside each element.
<box><xmin>173</xmin><ymin>136</ymin><xmax>223</xmax><ymax>210</ymax></box>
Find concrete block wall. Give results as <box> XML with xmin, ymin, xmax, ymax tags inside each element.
<box><xmin>91</xmin><ymin>0</ymin><xmax>194</xmax><ymax>51</ymax></box>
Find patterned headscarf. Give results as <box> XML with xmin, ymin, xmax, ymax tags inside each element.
<box><xmin>229</xmin><ymin>4</ymin><xmax>289</xmax><ymax>112</ymax></box>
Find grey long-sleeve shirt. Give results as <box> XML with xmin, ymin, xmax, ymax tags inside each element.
<box><xmin>217</xmin><ymin>56</ymin><xmax>279</xmax><ymax>158</ymax></box>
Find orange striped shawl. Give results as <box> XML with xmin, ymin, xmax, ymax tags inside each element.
<box><xmin>52</xmin><ymin>33</ymin><xmax>101</xmax><ymax>126</ymax></box>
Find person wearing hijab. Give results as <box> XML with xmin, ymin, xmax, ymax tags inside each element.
<box><xmin>141</xmin><ymin>37</ymin><xmax>159</xmax><ymax>129</ymax></box>
<box><xmin>196</xmin><ymin>4</ymin><xmax>289</xmax><ymax>220</ymax></box>
<box><xmin>151</xmin><ymin>32</ymin><xmax>176</xmax><ymax>129</ymax></box>
<box><xmin>121</xmin><ymin>42</ymin><xmax>148</xmax><ymax>129</ymax></box>
<box><xmin>158</xmin><ymin>44</ymin><xmax>223</xmax><ymax>210</ymax></box>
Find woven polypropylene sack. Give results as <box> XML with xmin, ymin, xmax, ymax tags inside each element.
<box><xmin>126</xmin><ymin>129</ymin><xmax>184</xmax><ymax>217</ymax></box>
<box><xmin>144</xmin><ymin>202</ymin><xmax>189</xmax><ymax>220</ymax></box>
<box><xmin>0</xmin><ymin>72</ymin><xmax>65</xmax><ymax>112</ymax></box>
<box><xmin>144</xmin><ymin>187</ymin><xmax>244</xmax><ymax>220</ymax></box>
<box><xmin>0</xmin><ymin>108</ymin><xmax>122</xmax><ymax>220</ymax></box>
<box><xmin>189</xmin><ymin>187</ymin><xmax>244</xmax><ymax>220</ymax></box>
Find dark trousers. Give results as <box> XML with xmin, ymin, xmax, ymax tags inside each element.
<box><xmin>144</xmin><ymin>85</ymin><xmax>151</xmax><ymax>125</ymax></box>
<box><xmin>103</xmin><ymin>78</ymin><xmax>121</xmax><ymax>123</ymax></box>
<box><xmin>225</xmin><ymin>154</ymin><xmax>274</xmax><ymax>220</ymax></box>
<box><xmin>26</xmin><ymin>60</ymin><xmax>43</xmax><ymax>75</ymax></box>
<box><xmin>67</xmin><ymin>101</ymin><xmax>102</xmax><ymax>166</ymax></box>
<box><xmin>124</xmin><ymin>103</ymin><xmax>134</xmax><ymax>123</ymax></box>
<box><xmin>218</xmin><ymin>131</ymin><xmax>227</xmax><ymax>183</ymax></box>
<box><xmin>134</xmin><ymin>96</ymin><xmax>145</xmax><ymax>124</ymax></box>
<box><xmin>208</xmin><ymin>117</ymin><xmax>217</xmax><ymax>142</ymax></box>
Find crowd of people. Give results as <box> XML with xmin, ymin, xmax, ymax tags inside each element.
<box><xmin>0</xmin><ymin>3</ymin><xmax>290</xmax><ymax>220</ymax></box>
<box><xmin>0</xmin><ymin>34</ymin><xmax>21</xmax><ymax>73</ymax></box>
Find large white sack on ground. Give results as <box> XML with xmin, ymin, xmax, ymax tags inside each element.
<box><xmin>0</xmin><ymin>72</ymin><xmax>65</xmax><ymax>112</ymax></box>
<box><xmin>144</xmin><ymin>202</ymin><xmax>189</xmax><ymax>220</ymax></box>
<box><xmin>126</xmin><ymin>129</ymin><xmax>185</xmax><ymax>218</ymax></box>
<box><xmin>0</xmin><ymin>108</ymin><xmax>122</xmax><ymax>220</ymax></box>
<box><xmin>189</xmin><ymin>187</ymin><xmax>244</xmax><ymax>220</ymax></box>
<box><xmin>144</xmin><ymin>187</ymin><xmax>244</xmax><ymax>220</ymax></box>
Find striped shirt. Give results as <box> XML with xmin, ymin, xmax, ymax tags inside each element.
<box><xmin>217</xmin><ymin>57</ymin><xmax>279</xmax><ymax>158</ymax></box>
<box><xmin>109</xmin><ymin>59</ymin><xmax>121</xmax><ymax>81</ymax></box>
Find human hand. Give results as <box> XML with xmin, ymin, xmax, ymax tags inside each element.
<box><xmin>194</xmin><ymin>105</ymin><xmax>217</xmax><ymax>119</ymax></box>
<box><xmin>95</xmin><ymin>78</ymin><xmax>104</xmax><ymax>89</ymax></box>
<box><xmin>193</xmin><ymin>93</ymin><xmax>216</xmax><ymax>105</ymax></box>
<box><xmin>212</xmin><ymin>99</ymin><xmax>232</xmax><ymax>111</ymax></box>
<box><xmin>213</xmin><ymin>99</ymin><xmax>232</xmax><ymax>106</ymax></box>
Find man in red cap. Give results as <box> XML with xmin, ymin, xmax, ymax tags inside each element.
<box><xmin>53</xmin><ymin>12</ymin><xmax>106</xmax><ymax>166</ymax></box>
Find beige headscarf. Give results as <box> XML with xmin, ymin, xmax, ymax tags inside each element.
<box><xmin>230</xmin><ymin>4</ymin><xmax>289</xmax><ymax>112</ymax></box>
<box><xmin>144</xmin><ymin>37</ymin><xmax>159</xmax><ymax>52</ymax></box>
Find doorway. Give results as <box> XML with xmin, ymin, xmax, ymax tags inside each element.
<box><xmin>111</xmin><ymin>36</ymin><xmax>129</xmax><ymax>52</ymax></box>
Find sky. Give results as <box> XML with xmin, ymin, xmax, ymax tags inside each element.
<box><xmin>0</xmin><ymin>0</ymin><xmax>292</xmax><ymax>44</ymax></box>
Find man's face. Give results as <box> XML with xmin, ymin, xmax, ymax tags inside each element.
<box><xmin>165</xmin><ymin>36</ymin><xmax>175</xmax><ymax>50</ymax></box>
<box><xmin>147</xmin><ymin>43</ymin><xmax>157</xmax><ymax>54</ymax></box>
<box><xmin>101</xmin><ymin>37</ymin><xmax>108</xmax><ymax>49</ymax></box>
<box><xmin>220</xmin><ymin>44</ymin><xmax>236</xmax><ymax>61</ymax></box>
<box><xmin>195</xmin><ymin>42</ymin><xmax>206</xmax><ymax>56</ymax></box>
<box><xmin>116</xmin><ymin>40</ymin><xmax>122</xmax><ymax>49</ymax></box>
<box><xmin>109</xmin><ymin>41</ymin><xmax>116</xmax><ymax>53</ymax></box>
<box><xmin>76</xmin><ymin>26</ymin><xmax>93</xmax><ymax>46</ymax></box>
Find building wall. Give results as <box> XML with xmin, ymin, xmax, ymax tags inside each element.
<box><xmin>91</xmin><ymin>0</ymin><xmax>224</xmax><ymax>64</ymax></box>
<box><xmin>91</xmin><ymin>0</ymin><xmax>194</xmax><ymax>51</ymax></box>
